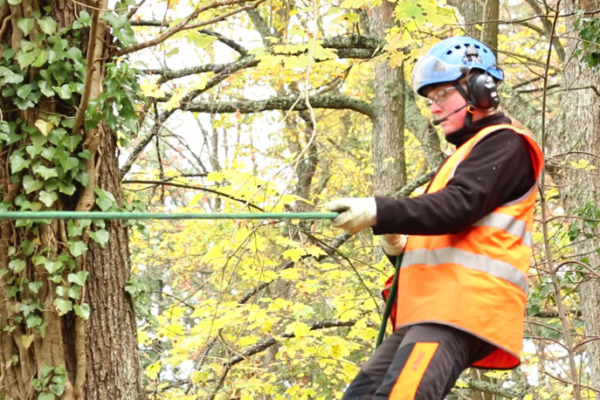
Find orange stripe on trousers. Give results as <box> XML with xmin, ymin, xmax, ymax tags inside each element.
<box><xmin>389</xmin><ymin>342</ymin><xmax>439</xmax><ymax>400</ymax></box>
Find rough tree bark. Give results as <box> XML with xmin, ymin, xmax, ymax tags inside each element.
<box><xmin>0</xmin><ymin>2</ymin><xmax>144</xmax><ymax>399</ymax></box>
<box><xmin>369</xmin><ymin>0</ymin><xmax>406</xmax><ymax>196</ymax></box>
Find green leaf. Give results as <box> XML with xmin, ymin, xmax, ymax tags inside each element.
<box><xmin>78</xmin><ymin>150</ymin><xmax>91</xmax><ymax>160</ymax></box>
<box><xmin>62</xmin><ymin>135</ymin><xmax>82</xmax><ymax>152</ymax></box>
<box><xmin>73</xmin><ymin>304</ymin><xmax>90</xmax><ymax>319</ymax></box>
<box><xmin>53</xmin><ymin>298</ymin><xmax>72</xmax><ymax>316</ymax></box>
<box><xmin>28</xmin><ymin>281</ymin><xmax>42</xmax><ymax>294</ymax></box>
<box><xmin>67</xmin><ymin>220</ymin><xmax>83</xmax><ymax>237</ymax></box>
<box><xmin>41</xmin><ymin>365</ymin><xmax>54</xmax><ymax>377</ymax></box>
<box><xmin>17</xmin><ymin>18</ymin><xmax>34</xmax><ymax>36</ymax></box>
<box><xmin>15</xmin><ymin>50</ymin><xmax>36</xmax><ymax>69</ymax></box>
<box><xmin>58</xmin><ymin>181</ymin><xmax>76</xmax><ymax>195</ymax></box>
<box><xmin>49</xmin><ymin>383</ymin><xmax>65</xmax><ymax>396</ymax></box>
<box><xmin>10</xmin><ymin>151</ymin><xmax>31</xmax><ymax>173</ymax></box>
<box><xmin>55</xmin><ymin>285</ymin><xmax>67</xmax><ymax>296</ymax></box>
<box><xmin>67</xmin><ymin>270</ymin><xmax>88</xmax><ymax>286</ymax></box>
<box><xmin>16</xmin><ymin>84</ymin><xmax>32</xmax><ymax>99</ymax></box>
<box><xmin>39</xmin><ymin>190</ymin><xmax>58</xmax><ymax>207</ymax></box>
<box><xmin>75</xmin><ymin>171</ymin><xmax>89</xmax><ymax>187</ymax></box>
<box><xmin>38</xmin><ymin>80</ymin><xmax>54</xmax><ymax>97</ymax></box>
<box><xmin>9</xmin><ymin>259</ymin><xmax>26</xmax><ymax>273</ymax></box>
<box><xmin>5</xmin><ymin>285</ymin><xmax>19</xmax><ymax>298</ymax></box>
<box><xmin>20</xmin><ymin>40</ymin><xmax>35</xmax><ymax>52</ymax></box>
<box><xmin>38</xmin><ymin>17</ymin><xmax>57</xmax><ymax>35</ymax></box>
<box><xmin>7</xmin><ymin>0</ymin><xmax>21</xmax><ymax>4</ymax></box>
<box><xmin>22</xmin><ymin>240</ymin><xmax>35</xmax><ymax>255</ymax></box>
<box><xmin>32</xmin><ymin>164</ymin><xmax>58</xmax><ymax>179</ymax></box>
<box><xmin>53</xmin><ymin>84</ymin><xmax>72</xmax><ymax>100</ymax></box>
<box><xmin>14</xmin><ymin>97</ymin><xmax>34</xmax><ymax>110</ymax></box>
<box><xmin>23</xmin><ymin>176</ymin><xmax>44</xmax><ymax>194</ymax></box>
<box><xmin>35</xmin><ymin>119</ymin><xmax>53</xmax><ymax>136</ymax></box>
<box><xmin>60</xmin><ymin>155</ymin><xmax>79</xmax><ymax>172</ymax></box>
<box><xmin>41</xmin><ymin>147</ymin><xmax>56</xmax><ymax>160</ymax></box>
<box><xmin>68</xmin><ymin>240</ymin><xmax>87</xmax><ymax>257</ymax></box>
<box><xmin>32</xmin><ymin>49</ymin><xmax>49</xmax><ymax>68</ymax></box>
<box><xmin>89</xmin><ymin>229</ymin><xmax>109</xmax><ymax>248</ymax></box>
<box><xmin>68</xmin><ymin>285</ymin><xmax>81</xmax><ymax>300</ymax></box>
<box><xmin>26</xmin><ymin>313</ymin><xmax>42</xmax><ymax>328</ymax></box>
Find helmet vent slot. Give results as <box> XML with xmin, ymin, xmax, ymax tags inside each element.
<box><xmin>446</xmin><ymin>50</ymin><xmax>452</xmax><ymax>55</ymax></box>
<box><xmin>455</xmin><ymin>45</ymin><xmax>461</xmax><ymax>49</ymax></box>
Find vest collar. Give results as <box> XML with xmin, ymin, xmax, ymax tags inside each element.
<box><xmin>445</xmin><ymin>113</ymin><xmax>512</xmax><ymax>148</ymax></box>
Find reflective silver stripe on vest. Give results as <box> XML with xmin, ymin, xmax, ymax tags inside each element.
<box><xmin>401</xmin><ymin>247</ymin><xmax>528</xmax><ymax>292</ymax></box>
<box><xmin>473</xmin><ymin>212</ymin><xmax>532</xmax><ymax>247</ymax></box>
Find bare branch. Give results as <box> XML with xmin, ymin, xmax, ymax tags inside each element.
<box><xmin>199</xmin><ymin>29</ymin><xmax>248</xmax><ymax>56</ymax></box>
<box><xmin>184</xmin><ymin>95</ymin><xmax>375</xmax><ymax>119</ymax></box>
<box><xmin>117</xmin><ymin>0</ymin><xmax>263</xmax><ymax>57</ymax></box>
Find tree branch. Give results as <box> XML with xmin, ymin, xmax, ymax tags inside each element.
<box><xmin>184</xmin><ymin>95</ymin><xmax>375</xmax><ymax>119</ymax></box>
<box><xmin>121</xmin><ymin>179</ymin><xmax>264</xmax><ymax>211</ymax></box>
<box><xmin>199</xmin><ymin>29</ymin><xmax>248</xmax><ymax>56</ymax></box>
<box><xmin>72</xmin><ymin>5</ymin><xmax>101</xmax><ymax>136</ymax></box>
<box><xmin>460</xmin><ymin>377</ymin><xmax>526</xmax><ymax>399</ymax></box>
<box><xmin>117</xmin><ymin>0</ymin><xmax>263</xmax><ymax>57</ymax></box>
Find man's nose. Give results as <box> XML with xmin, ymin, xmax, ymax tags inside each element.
<box><xmin>430</xmin><ymin>100</ymin><xmax>442</xmax><ymax>113</ymax></box>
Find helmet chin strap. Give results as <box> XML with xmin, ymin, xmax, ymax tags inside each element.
<box><xmin>453</xmin><ymin>81</ymin><xmax>475</xmax><ymax>127</ymax></box>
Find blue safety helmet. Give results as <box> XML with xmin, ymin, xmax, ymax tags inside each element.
<box><xmin>412</xmin><ymin>36</ymin><xmax>503</xmax><ymax>97</ymax></box>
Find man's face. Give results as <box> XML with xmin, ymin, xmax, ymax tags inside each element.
<box><xmin>427</xmin><ymin>83</ymin><xmax>468</xmax><ymax>135</ymax></box>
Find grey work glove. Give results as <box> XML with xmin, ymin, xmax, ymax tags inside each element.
<box><xmin>324</xmin><ymin>197</ymin><xmax>377</xmax><ymax>235</ymax></box>
<box><xmin>380</xmin><ymin>234</ymin><xmax>407</xmax><ymax>256</ymax></box>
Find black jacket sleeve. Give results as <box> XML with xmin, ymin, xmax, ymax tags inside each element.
<box><xmin>372</xmin><ymin>129</ymin><xmax>536</xmax><ymax>236</ymax></box>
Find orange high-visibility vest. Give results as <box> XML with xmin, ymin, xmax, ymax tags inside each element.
<box><xmin>385</xmin><ymin>124</ymin><xmax>544</xmax><ymax>369</ymax></box>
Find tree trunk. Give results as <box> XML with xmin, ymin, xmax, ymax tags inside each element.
<box><xmin>369</xmin><ymin>1</ymin><xmax>406</xmax><ymax>196</ymax></box>
<box><xmin>550</xmin><ymin>0</ymin><xmax>600</xmax><ymax>394</ymax></box>
<box><xmin>0</xmin><ymin>3</ymin><xmax>144</xmax><ymax>399</ymax></box>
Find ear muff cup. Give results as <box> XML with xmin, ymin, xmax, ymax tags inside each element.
<box><xmin>468</xmin><ymin>73</ymin><xmax>500</xmax><ymax>110</ymax></box>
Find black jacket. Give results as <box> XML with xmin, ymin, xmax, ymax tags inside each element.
<box><xmin>372</xmin><ymin>113</ymin><xmax>536</xmax><ymax>236</ymax></box>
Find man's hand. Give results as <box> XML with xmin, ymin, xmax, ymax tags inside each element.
<box><xmin>324</xmin><ymin>198</ymin><xmax>377</xmax><ymax>235</ymax></box>
<box><xmin>380</xmin><ymin>234</ymin><xmax>407</xmax><ymax>256</ymax></box>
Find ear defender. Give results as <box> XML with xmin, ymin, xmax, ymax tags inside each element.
<box><xmin>468</xmin><ymin>73</ymin><xmax>500</xmax><ymax>110</ymax></box>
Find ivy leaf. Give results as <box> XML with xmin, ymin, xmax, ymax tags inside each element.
<box><xmin>10</xmin><ymin>151</ymin><xmax>31</xmax><ymax>173</ymax></box>
<box><xmin>89</xmin><ymin>229</ymin><xmax>109</xmax><ymax>248</ymax></box>
<box><xmin>23</xmin><ymin>175</ymin><xmax>44</xmax><ymax>194</ymax></box>
<box><xmin>53</xmin><ymin>84</ymin><xmax>72</xmax><ymax>100</ymax></box>
<box><xmin>22</xmin><ymin>240</ymin><xmax>36</xmax><ymax>256</ymax></box>
<box><xmin>20</xmin><ymin>334</ymin><xmax>34</xmax><ymax>349</ymax></box>
<box><xmin>49</xmin><ymin>383</ymin><xmax>65</xmax><ymax>396</ymax></box>
<box><xmin>17</xmin><ymin>18</ymin><xmax>34</xmax><ymax>36</ymax></box>
<box><xmin>38</xmin><ymin>80</ymin><xmax>54</xmax><ymax>97</ymax></box>
<box><xmin>28</xmin><ymin>281</ymin><xmax>42</xmax><ymax>294</ymax></box>
<box><xmin>9</xmin><ymin>259</ymin><xmax>26</xmax><ymax>273</ymax></box>
<box><xmin>73</xmin><ymin>304</ymin><xmax>90</xmax><ymax>319</ymax></box>
<box><xmin>68</xmin><ymin>285</ymin><xmax>81</xmax><ymax>300</ymax></box>
<box><xmin>62</xmin><ymin>135</ymin><xmax>82</xmax><ymax>152</ymax></box>
<box><xmin>7</xmin><ymin>0</ymin><xmax>22</xmax><ymax>4</ymax></box>
<box><xmin>41</xmin><ymin>147</ymin><xmax>56</xmax><ymax>161</ymax></box>
<box><xmin>35</xmin><ymin>119</ymin><xmax>54</xmax><ymax>136</ymax></box>
<box><xmin>68</xmin><ymin>241</ymin><xmax>87</xmax><ymax>257</ymax></box>
<box><xmin>53</xmin><ymin>298</ymin><xmax>72</xmax><ymax>316</ymax></box>
<box><xmin>55</xmin><ymin>285</ymin><xmax>68</xmax><ymax>296</ymax></box>
<box><xmin>32</xmin><ymin>49</ymin><xmax>49</xmax><ymax>68</ymax></box>
<box><xmin>60</xmin><ymin>155</ymin><xmax>79</xmax><ymax>172</ymax></box>
<box><xmin>38</xmin><ymin>16</ymin><xmax>57</xmax><ymax>35</ymax></box>
<box><xmin>39</xmin><ymin>190</ymin><xmax>58</xmax><ymax>207</ymax></box>
<box><xmin>32</xmin><ymin>164</ymin><xmax>58</xmax><ymax>179</ymax></box>
<box><xmin>15</xmin><ymin>50</ymin><xmax>36</xmax><ymax>69</ymax></box>
<box><xmin>58</xmin><ymin>181</ymin><xmax>76</xmax><ymax>195</ymax></box>
<box><xmin>67</xmin><ymin>220</ymin><xmax>83</xmax><ymax>237</ymax></box>
<box><xmin>68</xmin><ymin>270</ymin><xmax>88</xmax><ymax>286</ymax></box>
<box><xmin>25</xmin><ymin>313</ymin><xmax>42</xmax><ymax>328</ymax></box>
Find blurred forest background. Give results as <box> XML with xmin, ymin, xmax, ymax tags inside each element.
<box><xmin>2</xmin><ymin>0</ymin><xmax>600</xmax><ymax>399</ymax></box>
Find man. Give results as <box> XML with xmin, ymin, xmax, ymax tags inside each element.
<box><xmin>325</xmin><ymin>36</ymin><xmax>544</xmax><ymax>399</ymax></box>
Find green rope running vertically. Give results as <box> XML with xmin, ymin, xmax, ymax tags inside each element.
<box><xmin>375</xmin><ymin>254</ymin><xmax>402</xmax><ymax>349</ymax></box>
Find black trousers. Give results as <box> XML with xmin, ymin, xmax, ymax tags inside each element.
<box><xmin>342</xmin><ymin>324</ymin><xmax>494</xmax><ymax>400</ymax></box>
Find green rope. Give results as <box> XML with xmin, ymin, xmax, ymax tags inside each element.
<box><xmin>0</xmin><ymin>212</ymin><xmax>339</xmax><ymax>220</ymax></box>
<box><xmin>376</xmin><ymin>254</ymin><xmax>402</xmax><ymax>349</ymax></box>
